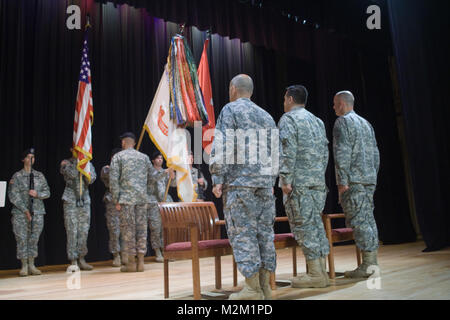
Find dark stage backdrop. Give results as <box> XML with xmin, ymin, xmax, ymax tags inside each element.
<box><xmin>0</xmin><ymin>0</ymin><xmax>415</xmax><ymax>270</ymax></box>
<box><xmin>388</xmin><ymin>0</ymin><xmax>450</xmax><ymax>251</ymax></box>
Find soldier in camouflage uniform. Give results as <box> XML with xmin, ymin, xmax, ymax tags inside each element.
<box><xmin>8</xmin><ymin>148</ymin><xmax>50</xmax><ymax>276</ymax></box>
<box><xmin>147</xmin><ymin>152</ymin><xmax>175</xmax><ymax>263</ymax></box>
<box><xmin>101</xmin><ymin>148</ymin><xmax>123</xmax><ymax>267</ymax></box>
<box><xmin>188</xmin><ymin>152</ymin><xmax>207</xmax><ymax>201</ymax></box>
<box><xmin>60</xmin><ymin>149</ymin><xmax>96</xmax><ymax>270</ymax></box>
<box><xmin>278</xmin><ymin>85</ymin><xmax>330</xmax><ymax>288</ymax></box>
<box><xmin>332</xmin><ymin>91</ymin><xmax>380</xmax><ymax>278</ymax></box>
<box><xmin>110</xmin><ymin>132</ymin><xmax>164</xmax><ymax>272</ymax></box>
<box><xmin>210</xmin><ymin>74</ymin><xmax>279</xmax><ymax>300</ymax></box>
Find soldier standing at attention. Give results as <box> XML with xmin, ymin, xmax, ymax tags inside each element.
<box><xmin>101</xmin><ymin>148</ymin><xmax>123</xmax><ymax>267</ymax></box>
<box><xmin>332</xmin><ymin>91</ymin><xmax>380</xmax><ymax>278</ymax></box>
<box><xmin>110</xmin><ymin>132</ymin><xmax>161</xmax><ymax>272</ymax></box>
<box><xmin>278</xmin><ymin>85</ymin><xmax>330</xmax><ymax>288</ymax></box>
<box><xmin>147</xmin><ymin>152</ymin><xmax>174</xmax><ymax>263</ymax></box>
<box><xmin>8</xmin><ymin>148</ymin><xmax>50</xmax><ymax>276</ymax></box>
<box><xmin>210</xmin><ymin>74</ymin><xmax>279</xmax><ymax>300</ymax></box>
<box><xmin>60</xmin><ymin>148</ymin><xmax>96</xmax><ymax>270</ymax></box>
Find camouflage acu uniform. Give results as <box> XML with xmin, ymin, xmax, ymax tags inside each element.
<box><xmin>210</xmin><ymin>97</ymin><xmax>279</xmax><ymax>278</ymax></box>
<box><xmin>146</xmin><ymin>167</ymin><xmax>171</xmax><ymax>251</ymax></box>
<box><xmin>101</xmin><ymin>165</ymin><xmax>122</xmax><ymax>254</ymax></box>
<box><xmin>8</xmin><ymin>169</ymin><xmax>50</xmax><ymax>260</ymax></box>
<box><xmin>333</xmin><ymin>110</ymin><xmax>380</xmax><ymax>252</ymax></box>
<box><xmin>279</xmin><ymin>107</ymin><xmax>330</xmax><ymax>260</ymax></box>
<box><xmin>60</xmin><ymin>158</ymin><xmax>96</xmax><ymax>261</ymax></box>
<box><xmin>191</xmin><ymin>167</ymin><xmax>207</xmax><ymax>200</ymax></box>
<box><xmin>110</xmin><ymin>148</ymin><xmax>158</xmax><ymax>256</ymax></box>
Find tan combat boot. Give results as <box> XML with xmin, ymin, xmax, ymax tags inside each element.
<box><xmin>137</xmin><ymin>253</ymin><xmax>145</xmax><ymax>272</ymax></box>
<box><xmin>112</xmin><ymin>253</ymin><xmax>121</xmax><ymax>267</ymax></box>
<box><xmin>155</xmin><ymin>248</ymin><xmax>164</xmax><ymax>263</ymax></box>
<box><xmin>291</xmin><ymin>259</ymin><xmax>328</xmax><ymax>288</ymax></box>
<box><xmin>259</xmin><ymin>269</ymin><xmax>272</xmax><ymax>300</ymax></box>
<box><xmin>319</xmin><ymin>256</ymin><xmax>330</xmax><ymax>286</ymax></box>
<box><xmin>78</xmin><ymin>257</ymin><xmax>94</xmax><ymax>271</ymax></box>
<box><xmin>344</xmin><ymin>250</ymin><xmax>379</xmax><ymax>279</ymax></box>
<box><xmin>28</xmin><ymin>257</ymin><xmax>42</xmax><ymax>275</ymax></box>
<box><xmin>120</xmin><ymin>252</ymin><xmax>127</xmax><ymax>266</ymax></box>
<box><xmin>121</xmin><ymin>255</ymin><xmax>137</xmax><ymax>272</ymax></box>
<box><xmin>19</xmin><ymin>259</ymin><xmax>28</xmax><ymax>277</ymax></box>
<box><xmin>229</xmin><ymin>272</ymin><xmax>264</xmax><ymax>300</ymax></box>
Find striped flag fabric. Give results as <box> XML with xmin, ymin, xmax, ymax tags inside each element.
<box><xmin>73</xmin><ymin>29</ymin><xmax>94</xmax><ymax>181</ymax></box>
<box><xmin>197</xmin><ymin>38</ymin><xmax>215</xmax><ymax>154</ymax></box>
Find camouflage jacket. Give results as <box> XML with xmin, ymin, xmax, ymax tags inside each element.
<box><xmin>8</xmin><ymin>169</ymin><xmax>50</xmax><ymax>215</ymax></box>
<box><xmin>100</xmin><ymin>165</ymin><xmax>112</xmax><ymax>203</ymax></box>
<box><xmin>110</xmin><ymin>148</ymin><xmax>162</xmax><ymax>205</ymax></box>
<box><xmin>209</xmin><ymin>98</ymin><xmax>279</xmax><ymax>188</ymax></box>
<box><xmin>60</xmin><ymin>158</ymin><xmax>96</xmax><ymax>204</ymax></box>
<box><xmin>147</xmin><ymin>167</ymin><xmax>175</xmax><ymax>203</ymax></box>
<box><xmin>278</xmin><ymin>107</ymin><xmax>329</xmax><ymax>187</ymax></box>
<box><xmin>333</xmin><ymin>110</ymin><xmax>380</xmax><ymax>186</ymax></box>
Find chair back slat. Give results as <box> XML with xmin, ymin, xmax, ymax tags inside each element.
<box><xmin>159</xmin><ymin>202</ymin><xmax>220</xmax><ymax>246</ymax></box>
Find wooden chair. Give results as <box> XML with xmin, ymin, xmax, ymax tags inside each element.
<box><xmin>322</xmin><ymin>213</ymin><xmax>362</xmax><ymax>279</ymax></box>
<box><xmin>159</xmin><ymin>202</ymin><xmax>234</xmax><ymax>300</ymax></box>
<box><xmin>270</xmin><ymin>217</ymin><xmax>298</xmax><ymax>289</ymax></box>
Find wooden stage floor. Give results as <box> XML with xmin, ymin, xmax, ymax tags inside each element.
<box><xmin>0</xmin><ymin>241</ymin><xmax>449</xmax><ymax>300</ymax></box>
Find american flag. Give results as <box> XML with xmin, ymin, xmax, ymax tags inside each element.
<box><xmin>73</xmin><ymin>29</ymin><xmax>94</xmax><ymax>181</ymax></box>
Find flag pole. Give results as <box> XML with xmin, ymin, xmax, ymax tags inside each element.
<box><xmin>163</xmin><ymin>176</ymin><xmax>172</xmax><ymax>202</ymax></box>
<box><xmin>79</xmin><ymin>172</ymin><xmax>83</xmax><ymax>207</ymax></box>
<box><xmin>136</xmin><ymin>127</ymin><xmax>146</xmax><ymax>151</ymax></box>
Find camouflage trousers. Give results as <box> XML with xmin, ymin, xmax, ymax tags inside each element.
<box><xmin>105</xmin><ymin>202</ymin><xmax>122</xmax><ymax>254</ymax></box>
<box><xmin>284</xmin><ymin>186</ymin><xmax>330</xmax><ymax>260</ymax></box>
<box><xmin>119</xmin><ymin>204</ymin><xmax>148</xmax><ymax>256</ymax></box>
<box><xmin>63</xmin><ymin>202</ymin><xmax>91</xmax><ymax>261</ymax></box>
<box><xmin>11</xmin><ymin>213</ymin><xmax>44</xmax><ymax>260</ymax></box>
<box><xmin>147</xmin><ymin>202</ymin><xmax>163</xmax><ymax>250</ymax></box>
<box><xmin>341</xmin><ymin>184</ymin><xmax>379</xmax><ymax>252</ymax></box>
<box><xmin>223</xmin><ymin>187</ymin><xmax>276</xmax><ymax>278</ymax></box>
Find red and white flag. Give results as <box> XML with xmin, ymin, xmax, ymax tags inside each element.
<box><xmin>197</xmin><ymin>38</ymin><xmax>215</xmax><ymax>154</ymax></box>
<box><xmin>73</xmin><ymin>30</ymin><xmax>94</xmax><ymax>181</ymax></box>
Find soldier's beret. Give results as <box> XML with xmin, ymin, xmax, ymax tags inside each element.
<box><xmin>22</xmin><ymin>148</ymin><xmax>35</xmax><ymax>160</ymax></box>
<box><xmin>119</xmin><ymin>132</ymin><xmax>136</xmax><ymax>141</ymax></box>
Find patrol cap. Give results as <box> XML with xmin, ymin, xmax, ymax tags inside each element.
<box><xmin>22</xmin><ymin>148</ymin><xmax>35</xmax><ymax>160</ymax></box>
<box><xmin>119</xmin><ymin>132</ymin><xmax>136</xmax><ymax>141</ymax></box>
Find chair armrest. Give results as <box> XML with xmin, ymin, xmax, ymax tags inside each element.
<box><xmin>215</xmin><ymin>220</ymin><xmax>226</xmax><ymax>226</ymax></box>
<box><xmin>323</xmin><ymin>213</ymin><xmax>346</xmax><ymax>220</ymax></box>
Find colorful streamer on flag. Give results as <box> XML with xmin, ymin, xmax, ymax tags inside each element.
<box><xmin>167</xmin><ymin>35</ymin><xmax>209</xmax><ymax>127</ymax></box>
